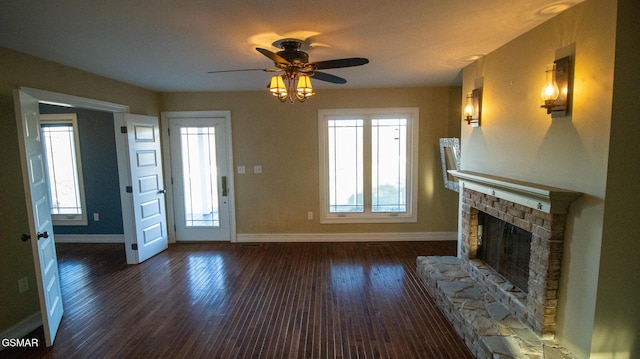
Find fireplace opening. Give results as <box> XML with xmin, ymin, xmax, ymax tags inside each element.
<box><xmin>478</xmin><ymin>212</ymin><xmax>532</xmax><ymax>293</ymax></box>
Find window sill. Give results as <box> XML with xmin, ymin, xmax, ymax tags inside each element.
<box><xmin>52</xmin><ymin>216</ymin><xmax>88</xmax><ymax>226</ymax></box>
<box><xmin>320</xmin><ymin>214</ymin><xmax>418</xmax><ymax>224</ymax></box>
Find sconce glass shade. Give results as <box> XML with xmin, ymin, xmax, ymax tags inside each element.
<box><xmin>541</xmin><ymin>64</ymin><xmax>560</xmax><ymax>107</ymax></box>
<box><xmin>464</xmin><ymin>94</ymin><xmax>474</xmax><ymax>120</ymax></box>
<box><xmin>463</xmin><ymin>88</ymin><xmax>482</xmax><ymax>127</ymax></box>
<box><xmin>296</xmin><ymin>74</ymin><xmax>314</xmax><ymax>98</ymax></box>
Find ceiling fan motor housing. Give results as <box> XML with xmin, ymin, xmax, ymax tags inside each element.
<box><xmin>276</xmin><ymin>40</ymin><xmax>309</xmax><ymax>66</ymax></box>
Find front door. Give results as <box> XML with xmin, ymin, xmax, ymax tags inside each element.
<box><xmin>169</xmin><ymin>117</ymin><xmax>231</xmax><ymax>241</ymax></box>
<box><xmin>14</xmin><ymin>89</ymin><xmax>64</xmax><ymax>346</ymax></box>
<box><xmin>125</xmin><ymin>114</ymin><xmax>168</xmax><ymax>262</ymax></box>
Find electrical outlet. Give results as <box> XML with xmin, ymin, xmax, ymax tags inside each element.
<box><xmin>18</xmin><ymin>277</ymin><xmax>28</xmax><ymax>293</ymax></box>
<box><xmin>253</xmin><ymin>165</ymin><xmax>262</xmax><ymax>174</ymax></box>
<box><xmin>93</xmin><ymin>213</ymin><xmax>100</xmax><ymax>221</ymax></box>
<box><xmin>307</xmin><ymin>212</ymin><xmax>314</xmax><ymax>220</ymax></box>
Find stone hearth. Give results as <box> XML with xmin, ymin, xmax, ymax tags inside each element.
<box><xmin>417</xmin><ymin>256</ymin><xmax>576</xmax><ymax>359</ymax></box>
<box><xmin>418</xmin><ymin>171</ymin><xmax>580</xmax><ymax>358</ymax></box>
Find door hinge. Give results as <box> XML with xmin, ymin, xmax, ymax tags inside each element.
<box><xmin>174</xmin><ymin>224</ymin><xmax>177</xmax><ymax>231</ymax></box>
<box><xmin>167</xmin><ymin>128</ymin><xmax>170</xmax><ymax>136</ymax></box>
<box><xmin>120</xmin><ymin>126</ymin><xmax>128</xmax><ymax>134</ymax></box>
<box><xmin>131</xmin><ymin>243</ymin><xmax>138</xmax><ymax>250</ymax></box>
<box><xmin>126</xmin><ymin>185</ymin><xmax>133</xmax><ymax>193</ymax></box>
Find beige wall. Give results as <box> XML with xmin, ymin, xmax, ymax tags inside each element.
<box><xmin>591</xmin><ymin>0</ymin><xmax>640</xmax><ymax>357</ymax></box>
<box><xmin>461</xmin><ymin>0</ymin><xmax>640</xmax><ymax>357</ymax></box>
<box><xmin>160</xmin><ymin>87</ymin><xmax>461</xmax><ymax>234</ymax></box>
<box><xmin>1</xmin><ymin>46</ymin><xmax>462</xmax><ymax>334</ymax></box>
<box><xmin>0</xmin><ymin>47</ymin><xmax>159</xmax><ymax>333</ymax></box>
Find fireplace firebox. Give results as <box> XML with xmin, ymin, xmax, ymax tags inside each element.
<box><xmin>478</xmin><ymin>211</ymin><xmax>532</xmax><ymax>293</ymax></box>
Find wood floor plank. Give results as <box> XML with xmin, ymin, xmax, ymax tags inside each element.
<box><xmin>3</xmin><ymin>241</ymin><xmax>474</xmax><ymax>359</ymax></box>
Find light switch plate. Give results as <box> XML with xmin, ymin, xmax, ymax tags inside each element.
<box><xmin>254</xmin><ymin>165</ymin><xmax>262</xmax><ymax>174</ymax></box>
<box><xmin>237</xmin><ymin>166</ymin><xmax>246</xmax><ymax>174</ymax></box>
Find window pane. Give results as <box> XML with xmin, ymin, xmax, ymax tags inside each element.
<box><xmin>180</xmin><ymin>127</ymin><xmax>220</xmax><ymax>227</ymax></box>
<box><xmin>328</xmin><ymin>119</ymin><xmax>363</xmax><ymax>212</ymax></box>
<box><xmin>372</xmin><ymin>118</ymin><xmax>407</xmax><ymax>212</ymax></box>
<box><xmin>42</xmin><ymin>124</ymin><xmax>82</xmax><ymax>215</ymax></box>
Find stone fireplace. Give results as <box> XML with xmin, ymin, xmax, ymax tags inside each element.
<box><xmin>417</xmin><ymin>170</ymin><xmax>580</xmax><ymax>357</ymax></box>
<box><xmin>461</xmin><ymin>188</ymin><xmax>568</xmax><ymax>336</ymax></box>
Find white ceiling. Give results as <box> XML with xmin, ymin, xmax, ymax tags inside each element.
<box><xmin>0</xmin><ymin>0</ymin><xmax>582</xmax><ymax>92</ymax></box>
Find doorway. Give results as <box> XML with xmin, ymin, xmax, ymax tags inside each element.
<box><xmin>18</xmin><ymin>88</ymin><xmax>168</xmax><ymax>265</ymax></box>
<box><xmin>15</xmin><ymin>87</ymin><xmax>176</xmax><ymax>346</ymax></box>
<box><xmin>161</xmin><ymin>111</ymin><xmax>236</xmax><ymax>242</ymax></box>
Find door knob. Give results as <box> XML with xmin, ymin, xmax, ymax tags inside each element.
<box><xmin>37</xmin><ymin>231</ymin><xmax>49</xmax><ymax>240</ymax></box>
<box><xmin>158</xmin><ymin>189</ymin><xmax>167</xmax><ymax>194</ymax></box>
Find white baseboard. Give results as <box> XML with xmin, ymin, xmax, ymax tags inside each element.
<box><xmin>236</xmin><ymin>231</ymin><xmax>457</xmax><ymax>243</ymax></box>
<box><xmin>55</xmin><ymin>234</ymin><xmax>125</xmax><ymax>243</ymax></box>
<box><xmin>0</xmin><ymin>312</ymin><xmax>42</xmax><ymax>351</ymax></box>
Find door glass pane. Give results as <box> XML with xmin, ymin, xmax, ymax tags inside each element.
<box><xmin>372</xmin><ymin>118</ymin><xmax>407</xmax><ymax>212</ymax></box>
<box><xmin>328</xmin><ymin>119</ymin><xmax>363</xmax><ymax>212</ymax></box>
<box><xmin>180</xmin><ymin>127</ymin><xmax>219</xmax><ymax>227</ymax></box>
<box><xmin>41</xmin><ymin>124</ymin><xmax>82</xmax><ymax>215</ymax></box>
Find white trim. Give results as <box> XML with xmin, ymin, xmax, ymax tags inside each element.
<box><xmin>54</xmin><ymin>234</ymin><xmax>125</xmax><ymax>243</ymax></box>
<box><xmin>0</xmin><ymin>312</ymin><xmax>42</xmax><ymax>351</ymax></box>
<box><xmin>318</xmin><ymin>108</ymin><xmax>419</xmax><ymax>224</ymax></box>
<box><xmin>236</xmin><ymin>232</ymin><xmax>457</xmax><ymax>243</ymax></box>
<box><xmin>20</xmin><ymin>87</ymin><xmax>130</xmax><ymax>113</ymax></box>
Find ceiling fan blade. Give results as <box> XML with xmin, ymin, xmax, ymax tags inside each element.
<box><xmin>256</xmin><ymin>47</ymin><xmax>290</xmax><ymax>66</ymax></box>
<box><xmin>208</xmin><ymin>68</ymin><xmax>282</xmax><ymax>74</ymax></box>
<box><xmin>310</xmin><ymin>58</ymin><xmax>369</xmax><ymax>70</ymax></box>
<box><xmin>208</xmin><ymin>68</ymin><xmax>266</xmax><ymax>74</ymax></box>
<box><xmin>311</xmin><ymin>71</ymin><xmax>347</xmax><ymax>84</ymax></box>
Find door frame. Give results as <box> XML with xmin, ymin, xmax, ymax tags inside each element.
<box><xmin>160</xmin><ymin>111</ymin><xmax>237</xmax><ymax>243</ymax></box>
<box><xmin>17</xmin><ymin>87</ymin><xmax>143</xmax><ymax>264</ymax></box>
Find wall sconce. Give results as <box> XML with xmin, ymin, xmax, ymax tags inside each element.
<box><xmin>464</xmin><ymin>88</ymin><xmax>482</xmax><ymax>127</ymax></box>
<box><xmin>540</xmin><ymin>56</ymin><xmax>572</xmax><ymax>117</ymax></box>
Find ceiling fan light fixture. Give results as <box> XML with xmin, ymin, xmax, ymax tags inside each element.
<box><xmin>269</xmin><ymin>75</ymin><xmax>288</xmax><ymax>101</ymax></box>
<box><xmin>211</xmin><ymin>39</ymin><xmax>368</xmax><ymax>104</ymax></box>
<box><xmin>296</xmin><ymin>74</ymin><xmax>314</xmax><ymax>99</ymax></box>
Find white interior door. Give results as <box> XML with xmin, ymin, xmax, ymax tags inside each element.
<box><xmin>126</xmin><ymin>114</ymin><xmax>168</xmax><ymax>261</ymax></box>
<box><xmin>14</xmin><ymin>89</ymin><xmax>64</xmax><ymax>346</ymax></box>
<box><xmin>169</xmin><ymin>117</ymin><xmax>231</xmax><ymax>241</ymax></box>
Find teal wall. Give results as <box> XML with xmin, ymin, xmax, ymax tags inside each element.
<box><xmin>39</xmin><ymin>104</ymin><xmax>123</xmax><ymax>235</ymax></box>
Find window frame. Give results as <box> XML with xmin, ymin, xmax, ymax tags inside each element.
<box><xmin>318</xmin><ymin>108</ymin><xmax>419</xmax><ymax>224</ymax></box>
<box><xmin>40</xmin><ymin>113</ymin><xmax>88</xmax><ymax>226</ymax></box>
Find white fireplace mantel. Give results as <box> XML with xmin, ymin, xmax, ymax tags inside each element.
<box><xmin>448</xmin><ymin>170</ymin><xmax>581</xmax><ymax>214</ymax></box>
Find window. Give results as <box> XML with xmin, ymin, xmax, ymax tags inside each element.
<box><xmin>318</xmin><ymin>108</ymin><xmax>419</xmax><ymax>223</ymax></box>
<box><xmin>179</xmin><ymin>126</ymin><xmax>220</xmax><ymax>227</ymax></box>
<box><xmin>41</xmin><ymin>113</ymin><xmax>88</xmax><ymax>225</ymax></box>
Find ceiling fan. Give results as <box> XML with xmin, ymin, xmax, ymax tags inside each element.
<box><xmin>208</xmin><ymin>39</ymin><xmax>369</xmax><ymax>103</ymax></box>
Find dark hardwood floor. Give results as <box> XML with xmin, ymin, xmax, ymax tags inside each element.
<box><xmin>3</xmin><ymin>241</ymin><xmax>473</xmax><ymax>359</ymax></box>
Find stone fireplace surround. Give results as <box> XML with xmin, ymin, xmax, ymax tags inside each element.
<box><xmin>418</xmin><ymin>170</ymin><xmax>580</xmax><ymax>357</ymax></box>
<box><xmin>461</xmin><ymin>187</ymin><xmax>566</xmax><ymax>335</ymax></box>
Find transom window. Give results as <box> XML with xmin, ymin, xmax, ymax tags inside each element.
<box><xmin>41</xmin><ymin>113</ymin><xmax>88</xmax><ymax>226</ymax></box>
<box><xmin>318</xmin><ymin>108</ymin><xmax>419</xmax><ymax>223</ymax></box>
